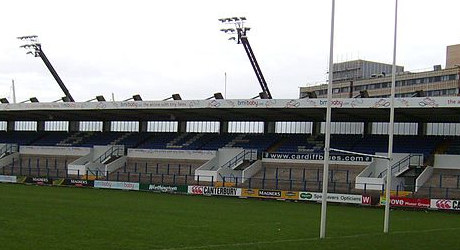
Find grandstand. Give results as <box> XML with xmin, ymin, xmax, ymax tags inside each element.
<box><xmin>0</xmin><ymin>96</ymin><xmax>459</xmax><ymax>201</ymax></box>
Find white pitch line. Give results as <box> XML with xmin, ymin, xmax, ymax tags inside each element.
<box><xmin>160</xmin><ymin>227</ymin><xmax>460</xmax><ymax>250</ymax></box>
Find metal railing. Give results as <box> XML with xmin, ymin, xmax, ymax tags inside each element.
<box><xmin>96</xmin><ymin>145</ymin><xmax>124</xmax><ymax>163</ymax></box>
<box><xmin>378</xmin><ymin>154</ymin><xmax>423</xmax><ymax>178</ymax></box>
<box><xmin>220</xmin><ymin>149</ymin><xmax>257</xmax><ymax>170</ymax></box>
<box><xmin>3</xmin><ymin>164</ymin><xmax>460</xmax><ymax>199</ymax></box>
<box><xmin>0</xmin><ymin>144</ymin><xmax>18</xmax><ymax>156</ymax></box>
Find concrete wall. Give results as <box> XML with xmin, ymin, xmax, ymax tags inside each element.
<box><xmin>242</xmin><ymin>160</ymin><xmax>263</xmax><ymax>182</ymax></box>
<box><xmin>127</xmin><ymin>149</ymin><xmax>215</xmax><ymax>160</ymax></box>
<box><xmin>19</xmin><ymin>146</ymin><xmax>90</xmax><ymax>156</ymax></box>
<box><xmin>434</xmin><ymin>154</ymin><xmax>460</xmax><ymax>169</ymax></box>
<box><xmin>415</xmin><ymin>166</ymin><xmax>433</xmax><ymax>192</ymax></box>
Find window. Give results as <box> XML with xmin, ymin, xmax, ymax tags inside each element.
<box><xmin>187</xmin><ymin>121</ymin><xmax>219</xmax><ymax>133</ymax></box>
<box><xmin>275</xmin><ymin>122</ymin><xmax>312</xmax><ymax>134</ymax></box>
<box><xmin>147</xmin><ymin>121</ymin><xmax>178</xmax><ymax>132</ymax></box>
<box><xmin>45</xmin><ymin>121</ymin><xmax>68</xmax><ymax>131</ymax></box>
<box><xmin>111</xmin><ymin>121</ymin><xmax>139</xmax><ymax>132</ymax></box>
<box><xmin>15</xmin><ymin>121</ymin><xmax>37</xmax><ymax>131</ymax></box>
<box><xmin>228</xmin><ymin>121</ymin><xmax>264</xmax><ymax>133</ymax></box>
<box><xmin>80</xmin><ymin>121</ymin><xmax>103</xmax><ymax>131</ymax></box>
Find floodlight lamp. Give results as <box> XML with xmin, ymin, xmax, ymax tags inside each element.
<box><xmin>96</xmin><ymin>95</ymin><xmax>106</xmax><ymax>102</ymax></box>
<box><xmin>29</xmin><ymin>97</ymin><xmax>39</xmax><ymax>103</ymax></box>
<box><xmin>172</xmin><ymin>94</ymin><xmax>182</xmax><ymax>100</ymax></box>
<box><xmin>0</xmin><ymin>98</ymin><xmax>9</xmax><ymax>104</ymax></box>
<box><xmin>259</xmin><ymin>91</ymin><xmax>269</xmax><ymax>99</ymax></box>
<box><xmin>214</xmin><ymin>92</ymin><xmax>224</xmax><ymax>99</ymax></box>
<box><xmin>132</xmin><ymin>94</ymin><xmax>142</xmax><ymax>101</ymax></box>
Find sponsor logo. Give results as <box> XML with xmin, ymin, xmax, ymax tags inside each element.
<box><xmin>0</xmin><ymin>175</ymin><xmax>17</xmax><ymax>183</ymax></box>
<box><xmin>190</xmin><ymin>186</ymin><xmax>203</xmax><ymax>194</ymax></box>
<box><xmin>382</xmin><ymin>196</ymin><xmax>430</xmax><ymax>208</ymax></box>
<box><xmin>264</xmin><ymin>152</ymin><xmax>371</xmax><ymax>162</ymax></box>
<box><xmin>149</xmin><ymin>185</ymin><xmax>178</xmax><ymax>193</ymax></box>
<box><xmin>299</xmin><ymin>192</ymin><xmax>363</xmax><ymax>204</ymax></box>
<box><xmin>189</xmin><ymin>186</ymin><xmax>241</xmax><ymax>196</ymax></box>
<box><xmin>70</xmin><ymin>179</ymin><xmax>88</xmax><ymax>185</ymax></box>
<box><xmin>436</xmin><ymin>199</ymin><xmax>452</xmax><ymax>209</ymax></box>
<box><xmin>284</xmin><ymin>191</ymin><xmax>296</xmax><ymax>197</ymax></box>
<box><xmin>258</xmin><ymin>190</ymin><xmax>282</xmax><ymax>197</ymax></box>
<box><xmin>32</xmin><ymin>177</ymin><xmax>49</xmax><ymax>183</ymax></box>
<box><xmin>362</xmin><ymin>195</ymin><xmax>372</xmax><ymax>205</ymax></box>
<box><xmin>300</xmin><ymin>193</ymin><xmax>312</xmax><ymax>199</ymax></box>
<box><xmin>245</xmin><ymin>189</ymin><xmax>255</xmax><ymax>195</ymax></box>
<box><xmin>94</xmin><ymin>181</ymin><xmax>139</xmax><ymax>190</ymax></box>
<box><xmin>453</xmin><ymin>201</ymin><xmax>460</xmax><ymax>210</ymax></box>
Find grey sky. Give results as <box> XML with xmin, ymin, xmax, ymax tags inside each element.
<box><xmin>1</xmin><ymin>0</ymin><xmax>459</xmax><ymax>102</ymax></box>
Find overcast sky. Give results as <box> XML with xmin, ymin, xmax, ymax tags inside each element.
<box><xmin>1</xmin><ymin>0</ymin><xmax>459</xmax><ymax>102</ymax></box>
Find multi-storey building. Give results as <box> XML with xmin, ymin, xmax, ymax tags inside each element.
<box><xmin>300</xmin><ymin>44</ymin><xmax>460</xmax><ymax>99</ymax></box>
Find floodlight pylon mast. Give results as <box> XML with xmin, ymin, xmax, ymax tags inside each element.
<box><xmin>219</xmin><ymin>17</ymin><xmax>272</xmax><ymax>99</ymax></box>
<box><xmin>18</xmin><ymin>35</ymin><xmax>75</xmax><ymax>102</ymax></box>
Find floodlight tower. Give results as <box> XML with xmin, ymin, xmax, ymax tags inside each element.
<box><xmin>17</xmin><ymin>35</ymin><xmax>75</xmax><ymax>102</ymax></box>
<box><xmin>219</xmin><ymin>17</ymin><xmax>272</xmax><ymax>99</ymax></box>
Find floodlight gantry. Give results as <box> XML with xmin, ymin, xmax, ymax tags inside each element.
<box><xmin>219</xmin><ymin>17</ymin><xmax>272</xmax><ymax>99</ymax></box>
<box><xmin>18</xmin><ymin>35</ymin><xmax>75</xmax><ymax>102</ymax></box>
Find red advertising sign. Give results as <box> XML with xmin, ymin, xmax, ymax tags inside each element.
<box><xmin>362</xmin><ymin>195</ymin><xmax>372</xmax><ymax>205</ymax></box>
<box><xmin>380</xmin><ymin>196</ymin><xmax>430</xmax><ymax>208</ymax></box>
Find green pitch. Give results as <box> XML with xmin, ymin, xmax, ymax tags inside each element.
<box><xmin>0</xmin><ymin>184</ymin><xmax>458</xmax><ymax>249</ymax></box>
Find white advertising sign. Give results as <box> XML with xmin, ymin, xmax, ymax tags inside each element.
<box><xmin>0</xmin><ymin>175</ymin><xmax>17</xmax><ymax>183</ymax></box>
<box><xmin>299</xmin><ymin>192</ymin><xmax>364</xmax><ymax>204</ymax></box>
<box><xmin>94</xmin><ymin>180</ymin><xmax>139</xmax><ymax>191</ymax></box>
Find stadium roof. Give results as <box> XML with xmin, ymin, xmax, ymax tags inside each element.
<box><xmin>1</xmin><ymin>97</ymin><xmax>460</xmax><ymax>123</ymax></box>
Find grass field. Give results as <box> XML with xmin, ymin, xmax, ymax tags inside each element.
<box><xmin>0</xmin><ymin>183</ymin><xmax>459</xmax><ymax>250</ymax></box>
